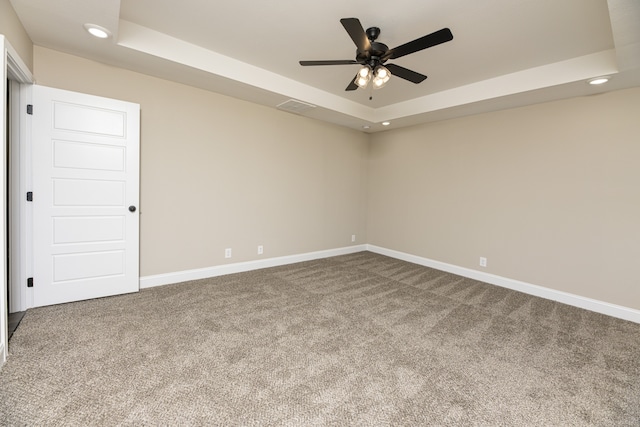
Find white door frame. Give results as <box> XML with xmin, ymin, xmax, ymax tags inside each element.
<box><xmin>8</xmin><ymin>74</ymin><xmax>33</xmax><ymax>313</ymax></box>
<box><xmin>1</xmin><ymin>35</ymin><xmax>33</xmax><ymax>365</ymax></box>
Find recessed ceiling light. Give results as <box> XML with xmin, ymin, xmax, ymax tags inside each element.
<box><xmin>362</xmin><ymin>125</ymin><xmax>371</xmax><ymax>130</ymax></box>
<box><xmin>84</xmin><ymin>23</ymin><xmax>111</xmax><ymax>39</ymax></box>
<box><xmin>588</xmin><ymin>76</ymin><xmax>610</xmax><ymax>85</ymax></box>
<box><xmin>382</xmin><ymin>121</ymin><xmax>391</xmax><ymax>126</ymax></box>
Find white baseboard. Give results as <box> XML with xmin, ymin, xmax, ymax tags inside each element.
<box><xmin>140</xmin><ymin>245</ymin><xmax>368</xmax><ymax>289</ymax></box>
<box><xmin>366</xmin><ymin>244</ymin><xmax>640</xmax><ymax>324</ymax></box>
<box><xmin>139</xmin><ymin>243</ymin><xmax>640</xmax><ymax>324</ymax></box>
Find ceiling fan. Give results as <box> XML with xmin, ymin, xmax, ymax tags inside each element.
<box><xmin>300</xmin><ymin>18</ymin><xmax>453</xmax><ymax>93</ymax></box>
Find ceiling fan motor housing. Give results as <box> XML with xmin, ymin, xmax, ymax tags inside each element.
<box><xmin>357</xmin><ymin>42</ymin><xmax>389</xmax><ymax>67</ymax></box>
<box><xmin>354</xmin><ymin>27</ymin><xmax>387</xmax><ymax>67</ymax></box>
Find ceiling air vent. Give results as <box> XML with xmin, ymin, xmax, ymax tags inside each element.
<box><xmin>276</xmin><ymin>99</ymin><xmax>316</xmax><ymax>115</ymax></box>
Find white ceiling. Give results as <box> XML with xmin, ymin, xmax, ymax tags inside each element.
<box><xmin>10</xmin><ymin>0</ymin><xmax>640</xmax><ymax>132</ymax></box>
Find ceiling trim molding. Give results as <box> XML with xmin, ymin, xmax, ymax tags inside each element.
<box><xmin>117</xmin><ymin>19</ymin><xmax>620</xmax><ymax>127</ymax></box>
<box><xmin>373</xmin><ymin>50</ymin><xmax>619</xmax><ymax>123</ymax></box>
<box><xmin>607</xmin><ymin>0</ymin><xmax>640</xmax><ymax>71</ymax></box>
<box><xmin>10</xmin><ymin>0</ymin><xmax>639</xmax><ymax>132</ymax></box>
<box><xmin>116</xmin><ymin>20</ymin><xmax>375</xmax><ymax>121</ymax></box>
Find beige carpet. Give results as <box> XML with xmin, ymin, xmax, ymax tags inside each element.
<box><xmin>1</xmin><ymin>251</ymin><xmax>639</xmax><ymax>425</ymax></box>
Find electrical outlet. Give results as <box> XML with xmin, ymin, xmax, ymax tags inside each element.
<box><xmin>225</xmin><ymin>248</ymin><xmax>232</xmax><ymax>258</ymax></box>
<box><xmin>351</xmin><ymin>234</ymin><xmax>356</xmax><ymax>242</ymax></box>
<box><xmin>479</xmin><ymin>257</ymin><xmax>487</xmax><ymax>267</ymax></box>
<box><xmin>257</xmin><ymin>245</ymin><xmax>263</xmax><ymax>255</ymax></box>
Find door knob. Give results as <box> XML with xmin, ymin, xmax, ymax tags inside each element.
<box><xmin>129</xmin><ymin>205</ymin><xmax>137</xmax><ymax>212</ymax></box>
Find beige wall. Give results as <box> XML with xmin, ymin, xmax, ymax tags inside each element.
<box><xmin>29</xmin><ymin>45</ymin><xmax>640</xmax><ymax>312</ymax></box>
<box><xmin>34</xmin><ymin>47</ymin><xmax>369</xmax><ymax>277</ymax></box>
<box><xmin>0</xmin><ymin>0</ymin><xmax>33</xmax><ymax>71</ymax></box>
<box><xmin>368</xmin><ymin>88</ymin><xmax>640</xmax><ymax>310</ymax></box>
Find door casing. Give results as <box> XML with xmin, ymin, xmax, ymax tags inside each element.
<box><xmin>1</xmin><ymin>35</ymin><xmax>33</xmax><ymax>365</ymax></box>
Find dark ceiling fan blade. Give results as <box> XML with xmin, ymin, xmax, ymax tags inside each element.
<box><xmin>385</xmin><ymin>28</ymin><xmax>453</xmax><ymax>60</ymax></box>
<box><xmin>340</xmin><ymin>18</ymin><xmax>371</xmax><ymax>52</ymax></box>
<box><xmin>299</xmin><ymin>60</ymin><xmax>359</xmax><ymax>66</ymax></box>
<box><xmin>345</xmin><ymin>75</ymin><xmax>359</xmax><ymax>91</ymax></box>
<box><xmin>386</xmin><ymin>63</ymin><xmax>427</xmax><ymax>84</ymax></box>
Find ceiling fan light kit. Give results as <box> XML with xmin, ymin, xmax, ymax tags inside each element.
<box><xmin>354</xmin><ymin>65</ymin><xmax>389</xmax><ymax>89</ymax></box>
<box><xmin>300</xmin><ymin>18</ymin><xmax>453</xmax><ymax>95</ymax></box>
<box><xmin>355</xmin><ymin>66</ymin><xmax>372</xmax><ymax>88</ymax></box>
<box><xmin>373</xmin><ymin>65</ymin><xmax>390</xmax><ymax>88</ymax></box>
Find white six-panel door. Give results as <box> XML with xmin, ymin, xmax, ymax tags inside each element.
<box><xmin>32</xmin><ymin>86</ymin><xmax>140</xmax><ymax>307</ymax></box>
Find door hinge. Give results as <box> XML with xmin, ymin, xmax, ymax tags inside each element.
<box><xmin>27</xmin><ymin>277</ymin><xmax>34</xmax><ymax>288</ymax></box>
<box><xmin>27</xmin><ymin>191</ymin><xmax>33</xmax><ymax>202</ymax></box>
<box><xmin>27</xmin><ymin>104</ymin><xmax>33</xmax><ymax>115</ymax></box>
